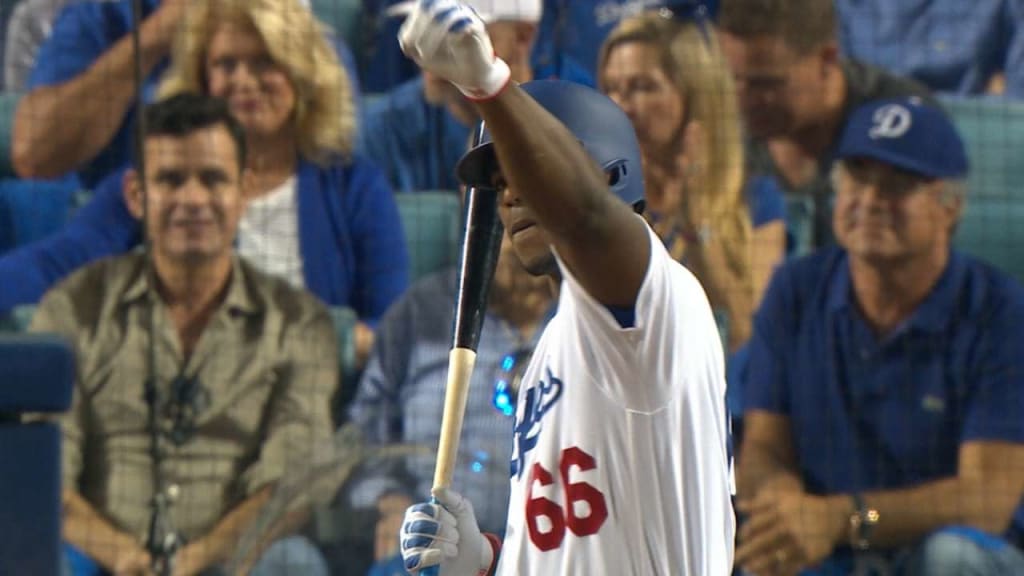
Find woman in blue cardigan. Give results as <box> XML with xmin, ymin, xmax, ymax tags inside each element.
<box><xmin>0</xmin><ymin>0</ymin><xmax>409</xmax><ymax>362</ymax></box>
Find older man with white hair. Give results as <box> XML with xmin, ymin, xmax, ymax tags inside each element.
<box><xmin>359</xmin><ymin>0</ymin><xmax>592</xmax><ymax>193</ymax></box>
<box><xmin>736</xmin><ymin>96</ymin><xmax>1024</xmax><ymax>576</ymax></box>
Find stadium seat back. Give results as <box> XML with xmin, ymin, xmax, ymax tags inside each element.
<box><xmin>0</xmin><ymin>333</ymin><xmax>74</xmax><ymax>576</ymax></box>
<box><xmin>396</xmin><ymin>191</ymin><xmax>461</xmax><ymax>281</ymax></box>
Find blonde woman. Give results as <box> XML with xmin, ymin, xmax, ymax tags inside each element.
<box><xmin>599</xmin><ymin>12</ymin><xmax>786</xmax><ymax>350</ymax></box>
<box><xmin>0</xmin><ymin>0</ymin><xmax>408</xmax><ymax>364</ymax></box>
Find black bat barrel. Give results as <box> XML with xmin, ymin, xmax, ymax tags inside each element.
<box><xmin>451</xmin><ymin>185</ymin><xmax>504</xmax><ymax>351</ymax></box>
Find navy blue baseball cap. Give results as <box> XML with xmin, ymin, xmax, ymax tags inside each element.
<box><xmin>836</xmin><ymin>97</ymin><xmax>968</xmax><ymax>179</ymax></box>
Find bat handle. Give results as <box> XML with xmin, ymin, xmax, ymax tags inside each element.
<box><xmin>432</xmin><ymin>348</ymin><xmax>477</xmax><ymax>488</ymax></box>
<box><xmin>421</xmin><ymin>498</ymin><xmax>441</xmax><ymax>576</ymax></box>
<box><xmin>420</xmin><ymin>347</ymin><xmax>476</xmax><ymax>575</ymax></box>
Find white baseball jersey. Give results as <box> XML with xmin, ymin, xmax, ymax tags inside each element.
<box><xmin>497</xmin><ymin>223</ymin><xmax>735</xmax><ymax>575</ymax></box>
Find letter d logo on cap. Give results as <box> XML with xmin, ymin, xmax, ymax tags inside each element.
<box><xmin>869</xmin><ymin>104</ymin><xmax>912</xmax><ymax>139</ymax></box>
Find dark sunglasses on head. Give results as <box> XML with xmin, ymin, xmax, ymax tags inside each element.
<box><xmin>163</xmin><ymin>374</ymin><xmax>210</xmax><ymax>446</ymax></box>
<box><xmin>656</xmin><ymin>0</ymin><xmax>715</xmax><ymax>46</ymax></box>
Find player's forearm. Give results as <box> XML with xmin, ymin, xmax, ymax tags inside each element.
<box><xmin>474</xmin><ymin>86</ymin><xmax>626</xmax><ymax>243</ymax></box>
<box><xmin>11</xmin><ymin>13</ymin><xmax>173</xmax><ymax>178</ymax></box>
<box><xmin>475</xmin><ymin>86</ymin><xmax>650</xmax><ymax>305</ymax></box>
<box><xmin>62</xmin><ymin>489</ymin><xmax>146</xmax><ymax>572</ymax></box>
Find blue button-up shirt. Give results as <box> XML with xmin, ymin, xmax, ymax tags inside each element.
<box><xmin>745</xmin><ymin>246</ymin><xmax>1024</xmax><ymax>539</ymax></box>
<box><xmin>348</xmin><ymin>269</ymin><xmax>553</xmax><ymax>534</ymax></box>
<box><xmin>837</xmin><ymin>0</ymin><xmax>1024</xmax><ymax>96</ymax></box>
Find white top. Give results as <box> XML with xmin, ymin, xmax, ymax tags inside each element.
<box><xmin>497</xmin><ymin>222</ymin><xmax>736</xmax><ymax>575</ymax></box>
<box><xmin>237</xmin><ymin>176</ymin><xmax>305</xmax><ymax>289</ymax></box>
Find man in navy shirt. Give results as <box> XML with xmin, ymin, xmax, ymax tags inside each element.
<box><xmin>736</xmin><ymin>97</ymin><xmax>1024</xmax><ymax>575</ymax></box>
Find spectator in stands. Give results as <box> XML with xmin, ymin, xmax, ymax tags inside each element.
<box><xmin>736</xmin><ymin>97</ymin><xmax>1024</xmax><ymax>575</ymax></box>
<box><xmin>360</xmin><ymin>0</ymin><xmax>591</xmax><ymax>193</ymax></box>
<box><xmin>836</xmin><ymin>0</ymin><xmax>1024</xmax><ymax>97</ymax></box>
<box><xmin>599</xmin><ymin>11</ymin><xmax>785</xmax><ymax>350</ymax></box>
<box><xmin>32</xmin><ymin>94</ymin><xmax>334</xmax><ymax>576</ymax></box>
<box><xmin>347</xmin><ymin>231</ymin><xmax>554</xmax><ymax>566</ymax></box>
<box><xmin>358</xmin><ymin>0</ymin><xmax>596</xmax><ymax>94</ymax></box>
<box><xmin>8</xmin><ymin>0</ymin><xmax>361</xmax><ymax>188</ymax></box>
<box><xmin>0</xmin><ymin>0</ymin><xmax>408</xmax><ymax>365</ymax></box>
<box><xmin>533</xmin><ymin>0</ymin><xmax>718</xmax><ymax>80</ymax></box>
<box><xmin>718</xmin><ymin>0</ymin><xmax>937</xmax><ymax>253</ymax></box>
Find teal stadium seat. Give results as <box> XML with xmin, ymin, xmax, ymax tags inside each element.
<box><xmin>945</xmin><ymin>97</ymin><xmax>1024</xmax><ymax>284</ymax></box>
<box><xmin>954</xmin><ymin>197</ymin><xmax>1024</xmax><ymax>284</ymax></box>
<box><xmin>784</xmin><ymin>195</ymin><xmax>816</xmax><ymax>258</ymax></box>
<box><xmin>395</xmin><ymin>191</ymin><xmax>462</xmax><ymax>281</ymax></box>
<box><xmin>0</xmin><ymin>92</ymin><xmax>20</xmax><ymax>179</ymax></box>
<box><xmin>944</xmin><ymin>96</ymin><xmax>1024</xmax><ymax>200</ymax></box>
<box><xmin>310</xmin><ymin>0</ymin><xmax>363</xmax><ymax>46</ymax></box>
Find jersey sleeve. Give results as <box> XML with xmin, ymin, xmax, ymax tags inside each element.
<box><xmin>555</xmin><ymin>219</ymin><xmax>727</xmax><ymax>414</ymax></box>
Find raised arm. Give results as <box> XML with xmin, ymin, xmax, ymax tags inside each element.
<box><xmin>474</xmin><ymin>88</ymin><xmax>650</xmax><ymax>305</ymax></box>
<box><xmin>398</xmin><ymin>0</ymin><xmax>649</xmax><ymax>306</ymax></box>
<box><xmin>11</xmin><ymin>1</ymin><xmax>183</xmax><ymax>178</ymax></box>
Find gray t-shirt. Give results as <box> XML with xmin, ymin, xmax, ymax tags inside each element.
<box><xmin>3</xmin><ymin>0</ymin><xmax>70</xmax><ymax>91</ymax></box>
<box><xmin>746</xmin><ymin>59</ymin><xmax>939</xmax><ymax>252</ymax></box>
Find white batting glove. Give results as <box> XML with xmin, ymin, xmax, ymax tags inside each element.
<box><xmin>400</xmin><ymin>487</ymin><xmax>495</xmax><ymax>575</ymax></box>
<box><xmin>397</xmin><ymin>0</ymin><xmax>512</xmax><ymax>100</ymax></box>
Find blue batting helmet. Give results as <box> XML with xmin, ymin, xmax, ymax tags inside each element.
<box><xmin>455</xmin><ymin>79</ymin><xmax>645</xmax><ymax>208</ymax></box>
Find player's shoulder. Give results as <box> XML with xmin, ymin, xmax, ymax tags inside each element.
<box><xmin>647</xmin><ymin>226</ymin><xmax>708</xmax><ymax>298</ymax></box>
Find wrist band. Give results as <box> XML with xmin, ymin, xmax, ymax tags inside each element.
<box><xmin>480</xmin><ymin>532</ymin><xmax>502</xmax><ymax>576</ymax></box>
<box><xmin>849</xmin><ymin>493</ymin><xmax>879</xmax><ymax>551</ymax></box>
<box><xmin>460</xmin><ymin>58</ymin><xmax>512</xmax><ymax>102</ymax></box>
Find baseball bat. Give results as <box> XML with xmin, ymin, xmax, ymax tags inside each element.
<box><xmin>423</xmin><ymin>123</ymin><xmax>503</xmax><ymax>575</ymax></box>
<box><xmin>432</xmin><ymin>183</ymin><xmax>503</xmax><ymax>488</ymax></box>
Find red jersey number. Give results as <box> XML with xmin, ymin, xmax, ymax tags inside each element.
<box><xmin>525</xmin><ymin>447</ymin><xmax>608</xmax><ymax>551</ymax></box>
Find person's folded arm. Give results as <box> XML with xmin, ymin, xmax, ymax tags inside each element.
<box><xmin>12</xmin><ymin>2</ymin><xmax>182</xmax><ymax>178</ymax></box>
<box><xmin>843</xmin><ymin>441</ymin><xmax>1024</xmax><ymax>548</ymax></box>
<box><xmin>62</xmin><ymin>490</ymin><xmax>151</xmax><ymax>573</ymax></box>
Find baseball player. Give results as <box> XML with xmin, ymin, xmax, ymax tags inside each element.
<box><xmin>396</xmin><ymin>1</ymin><xmax>736</xmax><ymax>574</ymax></box>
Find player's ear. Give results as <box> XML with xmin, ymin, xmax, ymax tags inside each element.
<box><xmin>123</xmin><ymin>169</ymin><xmax>145</xmax><ymax>221</ymax></box>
